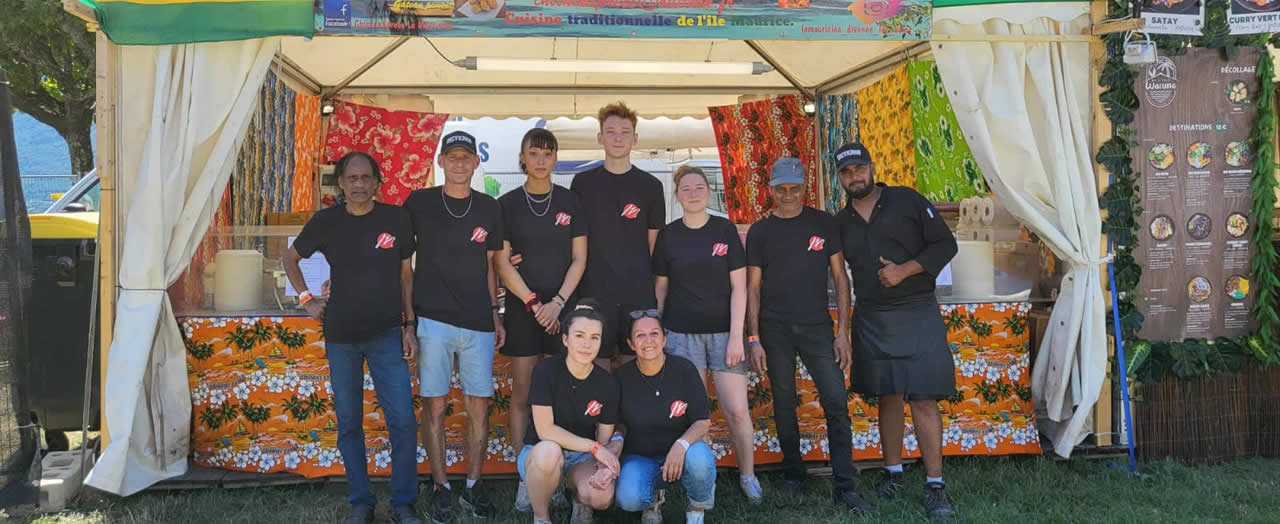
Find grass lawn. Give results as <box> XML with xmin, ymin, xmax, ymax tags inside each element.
<box><xmin>11</xmin><ymin>456</ymin><xmax>1279</xmax><ymax>523</ymax></box>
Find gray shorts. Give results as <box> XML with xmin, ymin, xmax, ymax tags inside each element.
<box><xmin>665</xmin><ymin>331</ymin><xmax>748</xmax><ymax>375</ymax></box>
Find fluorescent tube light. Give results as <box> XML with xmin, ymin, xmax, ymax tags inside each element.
<box><xmin>454</xmin><ymin>57</ymin><xmax>773</xmax><ymax>75</ymax></box>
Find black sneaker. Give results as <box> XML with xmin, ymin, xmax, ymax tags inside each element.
<box><xmin>430</xmin><ymin>483</ymin><xmax>456</xmax><ymax>524</ymax></box>
<box><xmin>459</xmin><ymin>481</ymin><xmax>496</xmax><ymax>518</ymax></box>
<box><xmin>834</xmin><ymin>489</ymin><xmax>877</xmax><ymax>516</ymax></box>
<box><xmin>391</xmin><ymin>504</ymin><xmax>425</xmax><ymax>524</ymax></box>
<box><xmin>924</xmin><ymin>482</ymin><xmax>954</xmax><ymax>522</ymax></box>
<box><xmin>876</xmin><ymin>470</ymin><xmax>906</xmax><ymax>498</ymax></box>
<box><xmin>342</xmin><ymin>504</ymin><xmax>374</xmax><ymax>524</ymax></box>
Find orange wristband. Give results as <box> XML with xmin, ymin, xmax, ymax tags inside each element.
<box><xmin>590</xmin><ymin>441</ymin><xmax>602</xmax><ymax>457</ymax></box>
<box><xmin>746</xmin><ymin>335</ymin><xmax>760</xmax><ymax>346</ymax></box>
<box><xmin>299</xmin><ymin>291</ymin><xmax>313</xmax><ymax>306</ymax></box>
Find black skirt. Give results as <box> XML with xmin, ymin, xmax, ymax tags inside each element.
<box><xmin>849</xmin><ymin>298</ymin><xmax>956</xmax><ymax>400</ymax></box>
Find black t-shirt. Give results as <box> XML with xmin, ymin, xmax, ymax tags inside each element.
<box><xmin>292</xmin><ymin>203</ymin><xmax>413</xmax><ymax>344</ymax></box>
<box><xmin>403</xmin><ymin>187</ymin><xmax>504</xmax><ymax>332</ymax></box>
<box><xmin>839</xmin><ymin>185</ymin><xmax>957</xmax><ymax>309</ymax></box>
<box><xmin>652</xmin><ymin>216</ymin><xmax>747</xmax><ymax>334</ymax></box>
<box><xmin>746</xmin><ymin>207</ymin><xmax>842</xmax><ymax>325</ymax></box>
<box><xmin>570</xmin><ymin>166</ymin><xmax>665</xmax><ymax>307</ymax></box>
<box><xmin>615</xmin><ymin>355</ymin><xmax>710</xmax><ymax>458</ymax></box>
<box><xmin>498</xmin><ymin>185</ymin><xmax>587</xmax><ymax>293</ymax></box>
<box><xmin>526</xmin><ymin>357</ymin><xmax>620</xmax><ymax>446</ymax></box>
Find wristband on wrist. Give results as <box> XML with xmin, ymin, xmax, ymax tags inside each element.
<box><xmin>677</xmin><ymin>439</ymin><xmax>690</xmax><ymax>451</ymax></box>
<box><xmin>524</xmin><ymin>293</ymin><xmax>538</xmax><ymax>305</ymax></box>
<box><xmin>610</xmin><ymin>433</ymin><xmax>624</xmax><ymax>442</ymax></box>
<box><xmin>746</xmin><ymin>335</ymin><xmax>760</xmax><ymax>346</ymax></box>
<box><xmin>491</xmin><ymin>304</ymin><xmax>501</xmax><ymax>311</ymax></box>
<box><xmin>555</xmin><ymin>294</ymin><xmax>567</xmax><ymax>305</ymax></box>
<box><xmin>590</xmin><ymin>441</ymin><xmax>602</xmax><ymax>456</ymax></box>
<box><xmin>299</xmin><ymin>291</ymin><xmax>313</xmax><ymax>306</ymax></box>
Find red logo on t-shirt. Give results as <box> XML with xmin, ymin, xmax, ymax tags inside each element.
<box><xmin>807</xmin><ymin>236</ymin><xmax>826</xmax><ymax>252</ymax></box>
<box><xmin>621</xmin><ymin>203</ymin><xmax>641</xmax><ymax>219</ymax></box>
<box><xmin>711</xmin><ymin>243</ymin><xmax>728</xmax><ymax>257</ymax></box>
<box><xmin>375</xmin><ymin>233</ymin><xmax>395</xmax><ymax>249</ymax></box>
<box><xmin>584</xmin><ymin>400</ymin><xmax>603</xmax><ymax>417</ymax></box>
<box><xmin>555</xmin><ymin>212</ymin><xmax>572</xmax><ymax>227</ymax></box>
<box><xmin>669</xmin><ymin>400</ymin><xmax>688</xmax><ymax>419</ymax></box>
<box><xmin>471</xmin><ymin>227</ymin><xmax>488</xmax><ymax>243</ymax></box>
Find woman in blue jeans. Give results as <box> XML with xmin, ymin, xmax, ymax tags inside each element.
<box><xmin>613</xmin><ymin>312</ymin><xmax>717</xmax><ymax>524</ymax></box>
<box><xmin>518</xmin><ymin>304</ymin><xmax>621</xmax><ymax>524</ymax></box>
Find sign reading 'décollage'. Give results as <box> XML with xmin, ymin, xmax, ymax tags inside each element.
<box><xmin>316</xmin><ymin>0</ymin><xmax>932</xmax><ymax>39</ymax></box>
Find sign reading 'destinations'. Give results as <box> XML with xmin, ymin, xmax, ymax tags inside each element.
<box><xmin>1133</xmin><ymin>48</ymin><xmax>1260</xmax><ymax>341</ymax></box>
<box><xmin>316</xmin><ymin>0</ymin><xmax>932</xmax><ymax>39</ymax></box>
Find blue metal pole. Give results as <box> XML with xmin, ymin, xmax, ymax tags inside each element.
<box><xmin>1107</xmin><ymin>187</ymin><xmax>1139</xmax><ymax>475</ymax></box>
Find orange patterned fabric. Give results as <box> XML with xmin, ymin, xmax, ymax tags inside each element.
<box><xmin>322</xmin><ymin>100</ymin><xmax>449</xmax><ymax>206</ymax></box>
<box><xmin>182</xmin><ymin>302</ymin><xmax>1037</xmax><ymax>477</ymax></box>
<box><xmin>855</xmin><ymin>65</ymin><xmax>918</xmax><ymax>190</ymax></box>
<box><xmin>708</xmin><ymin>96</ymin><xmax>819</xmax><ymax>224</ymax></box>
<box><xmin>291</xmin><ymin>95</ymin><xmax>322</xmax><ymax>212</ymax></box>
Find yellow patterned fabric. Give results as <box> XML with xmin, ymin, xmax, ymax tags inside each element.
<box><xmin>855</xmin><ymin>65</ymin><xmax>917</xmax><ymax>189</ymax></box>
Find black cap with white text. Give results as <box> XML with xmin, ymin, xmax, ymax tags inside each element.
<box><xmin>833</xmin><ymin>142</ymin><xmax>873</xmax><ymax>171</ymax></box>
<box><xmin>441</xmin><ymin>131</ymin><xmax>478</xmax><ymax>155</ymax></box>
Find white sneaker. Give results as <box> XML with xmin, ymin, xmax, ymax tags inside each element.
<box><xmin>641</xmin><ymin>489</ymin><xmax>666</xmax><ymax>524</ymax></box>
<box><xmin>685</xmin><ymin>510</ymin><xmax>705</xmax><ymax>524</ymax></box>
<box><xmin>514</xmin><ymin>480</ymin><xmax>532</xmax><ymax>512</ymax></box>
<box><xmin>740</xmin><ymin>474</ymin><xmax>763</xmax><ymax>504</ymax></box>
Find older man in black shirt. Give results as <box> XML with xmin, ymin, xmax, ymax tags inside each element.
<box><xmin>835</xmin><ymin>142</ymin><xmax>957</xmax><ymax>522</ymax></box>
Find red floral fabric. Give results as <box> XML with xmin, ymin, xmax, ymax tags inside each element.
<box><xmin>708</xmin><ymin>96</ymin><xmax>819</xmax><ymax>224</ymax></box>
<box><xmin>322</xmin><ymin>100</ymin><xmax>449</xmax><ymax>205</ymax></box>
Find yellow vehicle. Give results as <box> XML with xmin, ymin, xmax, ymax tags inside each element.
<box><xmin>29</xmin><ymin>178</ymin><xmax>101</xmax><ymax>451</ymax></box>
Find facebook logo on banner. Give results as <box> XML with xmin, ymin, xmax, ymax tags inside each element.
<box><xmin>324</xmin><ymin>0</ymin><xmax>352</xmax><ymax>28</ymax></box>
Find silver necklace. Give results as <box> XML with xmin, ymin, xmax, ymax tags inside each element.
<box><xmin>639</xmin><ymin>361</ymin><xmax>666</xmax><ymax>397</ymax></box>
<box><xmin>441</xmin><ymin>187</ymin><xmax>473</xmax><ymax>219</ymax></box>
<box><xmin>524</xmin><ymin>185</ymin><xmax>553</xmax><ymax>217</ymax></box>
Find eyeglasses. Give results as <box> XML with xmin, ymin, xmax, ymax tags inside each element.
<box><xmin>628</xmin><ymin>309</ymin><xmax>661</xmax><ymax>320</ymax></box>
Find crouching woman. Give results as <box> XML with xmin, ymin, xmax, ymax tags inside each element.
<box><xmin>519</xmin><ymin>305</ymin><xmax>621</xmax><ymax>524</ymax></box>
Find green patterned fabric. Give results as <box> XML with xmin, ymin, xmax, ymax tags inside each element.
<box><xmin>908</xmin><ymin>60</ymin><xmax>988</xmax><ymax>202</ymax></box>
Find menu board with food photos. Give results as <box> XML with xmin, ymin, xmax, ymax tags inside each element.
<box><xmin>1133</xmin><ymin>47</ymin><xmax>1259</xmax><ymax>341</ymax></box>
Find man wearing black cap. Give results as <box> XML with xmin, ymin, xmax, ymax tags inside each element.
<box><xmin>834</xmin><ymin>142</ymin><xmax>958</xmax><ymax>522</ymax></box>
<box><xmin>403</xmin><ymin>130</ymin><xmax>504</xmax><ymax>522</ymax></box>
<box><xmin>745</xmin><ymin>157</ymin><xmax>874</xmax><ymax>515</ymax></box>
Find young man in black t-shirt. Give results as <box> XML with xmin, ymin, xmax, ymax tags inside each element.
<box><xmin>403</xmin><ymin>131</ymin><xmax>503</xmax><ymax>522</ymax></box>
<box><xmin>283</xmin><ymin>152</ymin><xmax>422</xmax><ymax>524</ymax></box>
<box><xmin>745</xmin><ymin>158</ymin><xmax>874</xmax><ymax>515</ymax></box>
<box><xmin>570</xmin><ymin>102</ymin><xmax>665</xmax><ymax>367</ymax></box>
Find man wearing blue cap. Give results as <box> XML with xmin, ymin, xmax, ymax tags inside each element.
<box><xmin>744</xmin><ymin>157</ymin><xmax>874</xmax><ymax>515</ymax></box>
<box><xmin>834</xmin><ymin>142</ymin><xmax>957</xmax><ymax>522</ymax></box>
<box><xmin>403</xmin><ymin>130</ymin><xmax>504</xmax><ymax>523</ymax></box>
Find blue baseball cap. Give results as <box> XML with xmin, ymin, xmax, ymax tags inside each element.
<box><xmin>770</xmin><ymin>157</ymin><xmax>806</xmax><ymax>186</ymax></box>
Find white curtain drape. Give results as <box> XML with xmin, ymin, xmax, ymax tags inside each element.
<box><xmin>85</xmin><ymin>38</ymin><xmax>279</xmax><ymax>495</ymax></box>
<box><xmin>931</xmin><ymin>6</ymin><xmax>1107</xmax><ymax>457</ymax></box>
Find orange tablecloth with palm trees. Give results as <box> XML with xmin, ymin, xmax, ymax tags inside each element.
<box><xmin>180</xmin><ymin>302</ymin><xmax>1039</xmax><ymax>478</ymax></box>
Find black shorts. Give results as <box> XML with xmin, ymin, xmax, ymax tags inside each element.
<box><xmin>597</xmin><ymin>302</ymin><xmax>648</xmax><ymax>359</ymax></box>
<box><xmin>500</xmin><ymin>291</ymin><xmax>566</xmax><ymax>358</ymax></box>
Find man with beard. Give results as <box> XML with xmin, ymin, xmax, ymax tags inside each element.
<box><xmin>833</xmin><ymin>142</ymin><xmax>958</xmax><ymax>522</ymax></box>
<box><xmin>744</xmin><ymin>158</ymin><xmax>872</xmax><ymax>515</ymax></box>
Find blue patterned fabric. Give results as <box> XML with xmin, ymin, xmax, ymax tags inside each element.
<box><xmin>819</xmin><ymin>94</ymin><xmax>859</xmax><ymax>213</ymax></box>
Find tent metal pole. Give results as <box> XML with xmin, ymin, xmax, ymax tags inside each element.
<box><xmin>814</xmin><ymin>41</ymin><xmax>931</xmax><ymax>95</ymax></box>
<box><xmin>323</xmin><ymin>36</ymin><xmax>411</xmax><ymax>97</ymax></box>
<box><xmin>332</xmin><ymin>85</ymin><xmax>802</xmax><ymax>96</ymax></box>
<box><xmin>745</xmin><ymin>40</ymin><xmax>814</xmax><ymax>100</ymax></box>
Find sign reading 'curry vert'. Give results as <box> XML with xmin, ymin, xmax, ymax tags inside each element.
<box><xmin>1132</xmin><ymin>48</ymin><xmax>1260</xmax><ymax>341</ymax></box>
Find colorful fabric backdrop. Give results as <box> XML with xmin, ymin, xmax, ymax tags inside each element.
<box><xmin>908</xmin><ymin>61</ymin><xmax>989</xmax><ymax>202</ymax></box>
<box><xmin>708</xmin><ymin>96</ymin><xmax>818</xmax><ymax>224</ymax></box>
<box><xmin>323</xmin><ymin>100</ymin><xmax>449</xmax><ymax>206</ymax></box>
<box><xmin>232</xmin><ymin>71</ymin><xmax>296</xmax><ymax>228</ymax></box>
<box><xmin>181</xmin><ymin>302</ymin><xmax>1038</xmax><ymax>477</ymax></box>
<box><xmin>818</xmin><ymin>94</ymin><xmax>860</xmax><ymax>213</ymax></box>
<box><xmin>855</xmin><ymin>65</ymin><xmax>918</xmax><ymax>190</ymax></box>
<box><xmin>291</xmin><ymin>94</ymin><xmax>322</xmax><ymax>212</ymax></box>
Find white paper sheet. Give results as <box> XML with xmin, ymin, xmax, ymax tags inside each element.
<box><xmin>284</xmin><ymin>236</ymin><xmax>331</xmax><ymax>297</ymax></box>
<box><xmin>936</xmin><ymin>263</ymin><xmax>953</xmax><ymax>286</ymax></box>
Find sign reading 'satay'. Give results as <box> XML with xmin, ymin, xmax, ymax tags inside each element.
<box><xmin>1141</xmin><ymin>0</ymin><xmax>1204</xmax><ymax>35</ymax></box>
<box><xmin>1132</xmin><ymin>48</ymin><xmax>1260</xmax><ymax>341</ymax></box>
<box><xmin>315</xmin><ymin>0</ymin><xmax>933</xmax><ymax>39</ymax></box>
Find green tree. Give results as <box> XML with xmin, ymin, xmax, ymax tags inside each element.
<box><xmin>0</xmin><ymin>0</ymin><xmax>95</xmax><ymax>174</ymax></box>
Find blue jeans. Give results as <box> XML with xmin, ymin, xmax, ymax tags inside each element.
<box><xmin>615</xmin><ymin>441</ymin><xmax>717</xmax><ymax>512</ymax></box>
<box><xmin>327</xmin><ymin>327</ymin><xmax>418</xmax><ymax>508</ymax></box>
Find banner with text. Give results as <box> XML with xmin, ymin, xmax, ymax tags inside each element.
<box><xmin>1229</xmin><ymin>0</ymin><xmax>1280</xmax><ymax>35</ymax></box>
<box><xmin>316</xmin><ymin>0</ymin><xmax>931</xmax><ymax>39</ymax></box>
<box><xmin>1133</xmin><ymin>48</ymin><xmax>1260</xmax><ymax>341</ymax></box>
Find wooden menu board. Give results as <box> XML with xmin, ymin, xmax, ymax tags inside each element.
<box><xmin>1133</xmin><ymin>47</ymin><xmax>1259</xmax><ymax>341</ymax></box>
